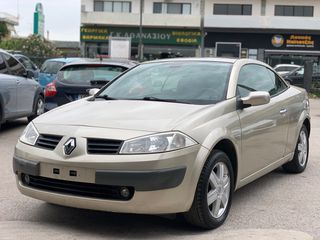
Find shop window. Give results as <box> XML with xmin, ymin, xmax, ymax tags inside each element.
<box><xmin>153</xmin><ymin>3</ymin><xmax>162</xmax><ymax>13</ymax></box>
<box><xmin>182</xmin><ymin>4</ymin><xmax>191</xmax><ymax>15</ymax></box>
<box><xmin>122</xmin><ymin>2</ymin><xmax>131</xmax><ymax>12</ymax></box>
<box><xmin>261</xmin><ymin>0</ymin><xmax>266</xmax><ymax>16</ymax></box>
<box><xmin>94</xmin><ymin>1</ymin><xmax>104</xmax><ymax>11</ymax></box>
<box><xmin>213</xmin><ymin>4</ymin><xmax>252</xmax><ymax>15</ymax></box>
<box><xmin>113</xmin><ymin>2</ymin><xmax>122</xmax><ymax>12</ymax></box>
<box><xmin>167</xmin><ymin>3</ymin><xmax>181</xmax><ymax>14</ymax></box>
<box><xmin>275</xmin><ymin>5</ymin><xmax>314</xmax><ymax>17</ymax></box>
<box><xmin>104</xmin><ymin>2</ymin><xmax>113</xmax><ymax>12</ymax></box>
<box><xmin>153</xmin><ymin>2</ymin><xmax>191</xmax><ymax>15</ymax></box>
<box><xmin>94</xmin><ymin>1</ymin><xmax>132</xmax><ymax>13</ymax></box>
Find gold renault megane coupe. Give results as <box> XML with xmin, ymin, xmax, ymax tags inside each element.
<box><xmin>13</xmin><ymin>58</ymin><xmax>310</xmax><ymax>229</ymax></box>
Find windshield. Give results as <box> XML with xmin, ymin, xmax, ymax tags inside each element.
<box><xmin>288</xmin><ymin>66</ymin><xmax>304</xmax><ymax>75</ymax></box>
<box><xmin>57</xmin><ymin>65</ymin><xmax>127</xmax><ymax>84</ymax></box>
<box><xmin>41</xmin><ymin>61</ymin><xmax>65</xmax><ymax>74</ymax></box>
<box><xmin>98</xmin><ymin>61</ymin><xmax>232</xmax><ymax>105</ymax></box>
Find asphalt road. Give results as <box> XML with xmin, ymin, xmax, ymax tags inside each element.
<box><xmin>0</xmin><ymin>100</ymin><xmax>319</xmax><ymax>240</ymax></box>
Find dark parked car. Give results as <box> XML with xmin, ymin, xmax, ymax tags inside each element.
<box><xmin>13</xmin><ymin>54</ymin><xmax>40</xmax><ymax>82</ymax></box>
<box><xmin>44</xmin><ymin>59</ymin><xmax>137</xmax><ymax>111</ymax></box>
<box><xmin>39</xmin><ymin>58</ymin><xmax>82</xmax><ymax>88</ymax></box>
<box><xmin>0</xmin><ymin>50</ymin><xmax>44</xmax><ymax>129</ymax></box>
<box><xmin>283</xmin><ymin>66</ymin><xmax>320</xmax><ymax>86</ymax></box>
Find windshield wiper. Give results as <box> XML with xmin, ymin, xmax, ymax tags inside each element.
<box><xmin>93</xmin><ymin>95</ymin><xmax>118</xmax><ymax>100</ymax></box>
<box><xmin>141</xmin><ymin>96</ymin><xmax>178</xmax><ymax>103</ymax></box>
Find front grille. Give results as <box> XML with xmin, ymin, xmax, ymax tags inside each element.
<box><xmin>87</xmin><ymin>138</ymin><xmax>123</xmax><ymax>154</ymax></box>
<box><xmin>35</xmin><ymin>134</ymin><xmax>63</xmax><ymax>150</ymax></box>
<box><xmin>21</xmin><ymin>174</ymin><xmax>134</xmax><ymax>201</ymax></box>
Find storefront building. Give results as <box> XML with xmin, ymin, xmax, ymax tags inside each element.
<box><xmin>80</xmin><ymin>0</ymin><xmax>320</xmax><ymax>65</ymax></box>
<box><xmin>80</xmin><ymin>0</ymin><xmax>202</xmax><ymax>60</ymax></box>
<box><xmin>204</xmin><ymin>31</ymin><xmax>320</xmax><ymax>66</ymax></box>
<box><xmin>203</xmin><ymin>0</ymin><xmax>320</xmax><ymax>67</ymax></box>
<box><xmin>80</xmin><ymin>26</ymin><xmax>201</xmax><ymax>60</ymax></box>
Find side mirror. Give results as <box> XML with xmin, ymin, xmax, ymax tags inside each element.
<box><xmin>239</xmin><ymin>91</ymin><xmax>270</xmax><ymax>108</ymax></box>
<box><xmin>87</xmin><ymin>88</ymin><xmax>100</xmax><ymax>96</ymax></box>
<box><xmin>24</xmin><ymin>70</ymin><xmax>34</xmax><ymax>79</ymax></box>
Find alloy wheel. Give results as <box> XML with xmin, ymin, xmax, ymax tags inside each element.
<box><xmin>36</xmin><ymin>98</ymin><xmax>44</xmax><ymax>116</ymax></box>
<box><xmin>207</xmin><ymin>162</ymin><xmax>230</xmax><ymax>219</ymax></box>
<box><xmin>297</xmin><ymin>130</ymin><xmax>308</xmax><ymax>167</ymax></box>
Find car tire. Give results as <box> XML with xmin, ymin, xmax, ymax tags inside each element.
<box><xmin>183</xmin><ymin>150</ymin><xmax>234</xmax><ymax>229</ymax></box>
<box><xmin>283</xmin><ymin>125</ymin><xmax>309</xmax><ymax>173</ymax></box>
<box><xmin>28</xmin><ymin>95</ymin><xmax>44</xmax><ymax>122</ymax></box>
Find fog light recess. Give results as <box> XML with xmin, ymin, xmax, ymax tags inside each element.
<box><xmin>120</xmin><ymin>187</ymin><xmax>131</xmax><ymax>198</ymax></box>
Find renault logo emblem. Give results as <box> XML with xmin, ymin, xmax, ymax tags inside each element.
<box><xmin>63</xmin><ymin>138</ymin><xmax>76</xmax><ymax>155</ymax></box>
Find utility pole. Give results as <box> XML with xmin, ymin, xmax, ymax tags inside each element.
<box><xmin>138</xmin><ymin>0</ymin><xmax>144</xmax><ymax>61</ymax></box>
<box><xmin>200</xmin><ymin>0</ymin><xmax>205</xmax><ymax>57</ymax></box>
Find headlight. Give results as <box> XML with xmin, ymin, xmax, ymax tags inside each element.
<box><xmin>120</xmin><ymin>132</ymin><xmax>197</xmax><ymax>154</ymax></box>
<box><xmin>20</xmin><ymin>122</ymin><xmax>39</xmax><ymax>146</ymax></box>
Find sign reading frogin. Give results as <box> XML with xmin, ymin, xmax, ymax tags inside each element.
<box><xmin>33</xmin><ymin>3</ymin><xmax>45</xmax><ymax>37</ymax></box>
<box><xmin>80</xmin><ymin>26</ymin><xmax>201</xmax><ymax>46</ymax></box>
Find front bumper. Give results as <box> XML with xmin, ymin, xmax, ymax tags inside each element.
<box><xmin>14</xmin><ymin>141</ymin><xmax>209</xmax><ymax>214</ymax></box>
<box><xmin>13</xmin><ymin>156</ymin><xmax>186</xmax><ymax>191</ymax></box>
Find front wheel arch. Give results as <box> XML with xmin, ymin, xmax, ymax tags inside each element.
<box><xmin>303</xmin><ymin>118</ymin><xmax>311</xmax><ymax>137</ymax></box>
<box><xmin>184</xmin><ymin>150</ymin><xmax>235</xmax><ymax>229</ymax></box>
<box><xmin>212</xmin><ymin>139</ymin><xmax>238</xmax><ymax>188</ymax></box>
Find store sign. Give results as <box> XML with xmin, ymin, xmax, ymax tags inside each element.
<box><xmin>271</xmin><ymin>35</ymin><xmax>284</xmax><ymax>47</ymax></box>
<box><xmin>80</xmin><ymin>26</ymin><xmax>201</xmax><ymax>46</ymax></box>
<box><xmin>33</xmin><ymin>3</ymin><xmax>45</xmax><ymax>37</ymax></box>
<box><xmin>286</xmin><ymin>35</ymin><xmax>314</xmax><ymax>48</ymax></box>
<box><xmin>271</xmin><ymin>35</ymin><xmax>314</xmax><ymax>48</ymax></box>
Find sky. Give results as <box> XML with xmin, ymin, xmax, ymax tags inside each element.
<box><xmin>0</xmin><ymin>0</ymin><xmax>80</xmax><ymax>41</ymax></box>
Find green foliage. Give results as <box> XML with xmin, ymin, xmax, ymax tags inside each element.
<box><xmin>0</xmin><ymin>35</ymin><xmax>61</xmax><ymax>65</ymax></box>
<box><xmin>0</xmin><ymin>22</ymin><xmax>9</xmax><ymax>40</ymax></box>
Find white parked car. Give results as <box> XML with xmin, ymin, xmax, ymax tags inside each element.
<box><xmin>274</xmin><ymin>64</ymin><xmax>301</xmax><ymax>76</ymax></box>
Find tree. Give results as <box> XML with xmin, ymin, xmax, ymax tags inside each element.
<box><xmin>0</xmin><ymin>35</ymin><xmax>61</xmax><ymax>65</ymax></box>
<box><xmin>0</xmin><ymin>22</ymin><xmax>9</xmax><ymax>40</ymax></box>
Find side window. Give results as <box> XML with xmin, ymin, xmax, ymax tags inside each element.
<box><xmin>266</xmin><ymin>69</ymin><xmax>288</xmax><ymax>96</ymax></box>
<box><xmin>19</xmin><ymin>57</ymin><xmax>33</xmax><ymax>70</ymax></box>
<box><xmin>0</xmin><ymin>54</ymin><xmax>9</xmax><ymax>75</ymax></box>
<box><xmin>3</xmin><ymin>53</ymin><xmax>26</xmax><ymax>77</ymax></box>
<box><xmin>237</xmin><ymin>64</ymin><xmax>286</xmax><ymax>97</ymax></box>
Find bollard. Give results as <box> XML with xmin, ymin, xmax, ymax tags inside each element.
<box><xmin>303</xmin><ymin>61</ymin><xmax>313</xmax><ymax>92</ymax></box>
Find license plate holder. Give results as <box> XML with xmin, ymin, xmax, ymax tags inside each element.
<box><xmin>40</xmin><ymin>163</ymin><xmax>95</xmax><ymax>183</ymax></box>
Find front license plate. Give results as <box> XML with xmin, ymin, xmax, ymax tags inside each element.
<box><xmin>40</xmin><ymin>163</ymin><xmax>95</xmax><ymax>183</ymax></box>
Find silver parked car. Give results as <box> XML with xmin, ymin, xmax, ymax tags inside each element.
<box><xmin>0</xmin><ymin>50</ymin><xmax>44</xmax><ymax>129</ymax></box>
<box><xmin>13</xmin><ymin>58</ymin><xmax>310</xmax><ymax>229</ymax></box>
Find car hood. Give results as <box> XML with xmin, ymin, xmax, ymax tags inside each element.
<box><xmin>35</xmin><ymin>99</ymin><xmax>211</xmax><ymax>132</ymax></box>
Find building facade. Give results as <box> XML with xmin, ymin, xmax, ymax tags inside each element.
<box><xmin>80</xmin><ymin>0</ymin><xmax>320</xmax><ymax>65</ymax></box>
<box><xmin>0</xmin><ymin>12</ymin><xmax>18</xmax><ymax>39</ymax></box>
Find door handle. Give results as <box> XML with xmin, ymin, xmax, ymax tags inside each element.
<box><xmin>16</xmin><ymin>79</ymin><xmax>21</xmax><ymax>84</ymax></box>
<box><xmin>280</xmin><ymin>108</ymin><xmax>287</xmax><ymax>114</ymax></box>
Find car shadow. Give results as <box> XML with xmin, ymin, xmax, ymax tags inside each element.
<box><xmin>0</xmin><ymin>119</ymin><xmax>28</xmax><ymax>134</ymax></box>
<box><xmin>28</xmin><ymin>167</ymin><xmax>290</xmax><ymax>238</ymax></box>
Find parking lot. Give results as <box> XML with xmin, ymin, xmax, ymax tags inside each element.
<box><xmin>0</xmin><ymin>99</ymin><xmax>319</xmax><ymax>240</ymax></box>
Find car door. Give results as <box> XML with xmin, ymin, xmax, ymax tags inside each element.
<box><xmin>3</xmin><ymin>53</ymin><xmax>35</xmax><ymax>114</ymax></box>
<box><xmin>237</xmin><ymin>64</ymin><xmax>289</xmax><ymax>180</ymax></box>
<box><xmin>0</xmin><ymin>53</ymin><xmax>18</xmax><ymax>118</ymax></box>
<box><xmin>288</xmin><ymin>68</ymin><xmax>304</xmax><ymax>86</ymax></box>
